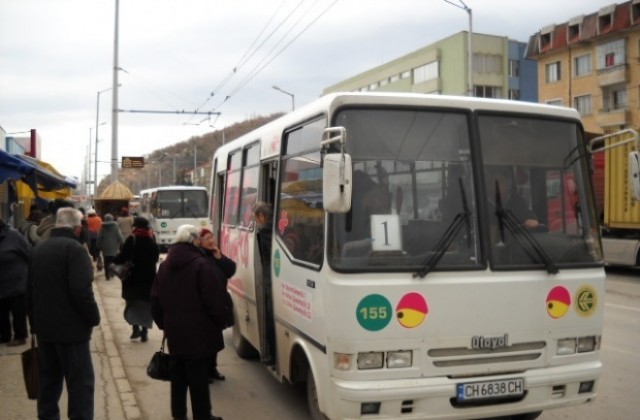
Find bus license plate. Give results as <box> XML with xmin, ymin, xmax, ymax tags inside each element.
<box><xmin>456</xmin><ymin>378</ymin><xmax>525</xmax><ymax>402</ymax></box>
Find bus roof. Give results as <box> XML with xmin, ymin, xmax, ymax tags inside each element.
<box><xmin>213</xmin><ymin>92</ymin><xmax>582</xmax><ymax>162</ymax></box>
<box><xmin>139</xmin><ymin>185</ymin><xmax>207</xmax><ymax>194</ymax></box>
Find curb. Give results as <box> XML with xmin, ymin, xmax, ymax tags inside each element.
<box><xmin>93</xmin><ymin>276</ymin><xmax>142</xmax><ymax>420</ymax></box>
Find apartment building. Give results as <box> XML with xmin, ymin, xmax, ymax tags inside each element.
<box><xmin>526</xmin><ymin>1</ymin><xmax>640</xmax><ymax>133</ymax></box>
<box><xmin>323</xmin><ymin>31</ymin><xmax>537</xmax><ymax>102</ymax></box>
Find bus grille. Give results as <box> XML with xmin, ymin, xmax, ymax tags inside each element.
<box><xmin>428</xmin><ymin>341</ymin><xmax>546</xmax><ymax>368</ymax></box>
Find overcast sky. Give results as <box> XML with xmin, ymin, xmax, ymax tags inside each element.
<box><xmin>0</xmin><ymin>0</ymin><xmax>614</xmax><ymax>184</ymax></box>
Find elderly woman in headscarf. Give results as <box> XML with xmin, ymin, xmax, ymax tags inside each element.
<box><xmin>113</xmin><ymin>216</ymin><xmax>159</xmax><ymax>342</ymax></box>
<box><xmin>151</xmin><ymin>225</ymin><xmax>227</xmax><ymax>420</ymax></box>
<box><xmin>198</xmin><ymin>228</ymin><xmax>236</xmax><ymax>382</ymax></box>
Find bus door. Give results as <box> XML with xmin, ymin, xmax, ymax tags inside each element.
<box><xmin>255</xmin><ymin>160</ymin><xmax>278</xmax><ymax>364</ymax></box>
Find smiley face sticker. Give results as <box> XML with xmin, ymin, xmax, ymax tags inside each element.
<box><xmin>396</xmin><ymin>292</ymin><xmax>428</xmax><ymax>328</ymax></box>
<box><xmin>546</xmin><ymin>286</ymin><xmax>571</xmax><ymax>319</ymax></box>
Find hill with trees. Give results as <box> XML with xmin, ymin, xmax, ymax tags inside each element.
<box><xmin>98</xmin><ymin>112</ymin><xmax>283</xmax><ymax>195</ymax></box>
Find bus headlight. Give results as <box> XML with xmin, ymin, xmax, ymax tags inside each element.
<box><xmin>334</xmin><ymin>353</ymin><xmax>353</xmax><ymax>371</ymax></box>
<box><xmin>577</xmin><ymin>336</ymin><xmax>599</xmax><ymax>353</ymax></box>
<box><xmin>557</xmin><ymin>338</ymin><xmax>576</xmax><ymax>355</ymax></box>
<box><xmin>387</xmin><ymin>350</ymin><xmax>412</xmax><ymax>368</ymax></box>
<box><xmin>357</xmin><ymin>352</ymin><xmax>384</xmax><ymax>370</ymax></box>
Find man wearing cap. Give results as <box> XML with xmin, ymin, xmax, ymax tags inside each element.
<box><xmin>28</xmin><ymin>207</ymin><xmax>100</xmax><ymax>419</ymax></box>
<box><xmin>86</xmin><ymin>209</ymin><xmax>103</xmax><ymax>262</ymax></box>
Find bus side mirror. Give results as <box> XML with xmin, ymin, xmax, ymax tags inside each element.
<box><xmin>323</xmin><ymin>153</ymin><xmax>352</xmax><ymax>213</ymax></box>
<box><xmin>629</xmin><ymin>151</ymin><xmax>640</xmax><ymax>201</ymax></box>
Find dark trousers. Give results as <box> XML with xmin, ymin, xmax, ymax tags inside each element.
<box><xmin>103</xmin><ymin>255</ymin><xmax>116</xmax><ymax>279</ymax></box>
<box><xmin>37</xmin><ymin>340</ymin><xmax>95</xmax><ymax>420</ymax></box>
<box><xmin>89</xmin><ymin>237</ymin><xmax>99</xmax><ymax>261</ymax></box>
<box><xmin>171</xmin><ymin>357</ymin><xmax>213</xmax><ymax>420</ymax></box>
<box><xmin>0</xmin><ymin>293</ymin><xmax>28</xmax><ymax>341</ymax></box>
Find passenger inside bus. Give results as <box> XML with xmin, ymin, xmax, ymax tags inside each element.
<box><xmin>486</xmin><ymin>166</ymin><xmax>540</xmax><ymax>230</ymax></box>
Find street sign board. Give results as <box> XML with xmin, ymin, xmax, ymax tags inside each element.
<box><xmin>122</xmin><ymin>156</ymin><xmax>145</xmax><ymax>169</ymax></box>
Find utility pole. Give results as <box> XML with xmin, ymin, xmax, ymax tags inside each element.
<box><xmin>111</xmin><ymin>0</ymin><xmax>120</xmax><ymax>182</ymax></box>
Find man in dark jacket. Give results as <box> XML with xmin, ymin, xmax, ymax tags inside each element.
<box><xmin>151</xmin><ymin>224</ymin><xmax>226</xmax><ymax>420</ymax></box>
<box><xmin>28</xmin><ymin>207</ymin><xmax>100</xmax><ymax>420</ymax></box>
<box><xmin>0</xmin><ymin>217</ymin><xmax>30</xmax><ymax>345</ymax></box>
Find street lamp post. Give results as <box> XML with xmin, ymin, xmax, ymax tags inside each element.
<box><xmin>88</xmin><ymin>127</ymin><xmax>93</xmax><ymax>195</ymax></box>
<box><xmin>444</xmin><ymin>0</ymin><xmax>473</xmax><ymax>96</ymax></box>
<box><xmin>272</xmin><ymin>85</ymin><xmax>295</xmax><ymax>111</ymax></box>
<box><xmin>95</xmin><ymin>87</ymin><xmax>112</xmax><ymax>198</ymax></box>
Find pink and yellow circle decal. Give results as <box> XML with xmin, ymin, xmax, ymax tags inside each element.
<box><xmin>396</xmin><ymin>292</ymin><xmax>428</xmax><ymax>328</ymax></box>
<box><xmin>546</xmin><ymin>286</ymin><xmax>571</xmax><ymax>319</ymax></box>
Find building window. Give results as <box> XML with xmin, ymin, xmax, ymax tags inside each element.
<box><xmin>401</xmin><ymin>71</ymin><xmax>411</xmax><ymax>79</ymax></box>
<box><xmin>380</xmin><ymin>79</ymin><xmax>388</xmax><ymax>86</ymax></box>
<box><xmin>369</xmin><ymin>82</ymin><xmax>378</xmax><ymax>90</ymax></box>
<box><xmin>602</xmin><ymin>84</ymin><xmax>628</xmax><ymax>111</ymax></box>
<box><xmin>568</xmin><ymin>23</ymin><xmax>580</xmax><ymax>42</ymax></box>
<box><xmin>473</xmin><ymin>53</ymin><xmax>502</xmax><ymax>74</ymax></box>
<box><xmin>574</xmin><ymin>54</ymin><xmax>592</xmax><ymax>76</ymax></box>
<box><xmin>540</xmin><ymin>32</ymin><xmax>552</xmax><ymax>50</ymax></box>
<box><xmin>546</xmin><ymin>99</ymin><xmax>563</xmax><ymax>106</ymax></box>
<box><xmin>597</xmin><ymin>39</ymin><xmax>625</xmax><ymax>69</ymax></box>
<box><xmin>390</xmin><ymin>74</ymin><xmax>400</xmax><ymax>83</ymax></box>
<box><xmin>508</xmin><ymin>60</ymin><xmax>520</xmax><ymax>77</ymax></box>
<box><xmin>598</xmin><ymin>12</ymin><xmax>613</xmax><ymax>33</ymax></box>
<box><xmin>509</xmin><ymin>89</ymin><xmax>520</xmax><ymax>100</ymax></box>
<box><xmin>546</xmin><ymin>61</ymin><xmax>561</xmax><ymax>83</ymax></box>
<box><xmin>413</xmin><ymin>61</ymin><xmax>439</xmax><ymax>84</ymax></box>
<box><xmin>573</xmin><ymin>94</ymin><xmax>592</xmax><ymax>116</ymax></box>
<box><xmin>474</xmin><ymin>85</ymin><xmax>502</xmax><ymax>98</ymax></box>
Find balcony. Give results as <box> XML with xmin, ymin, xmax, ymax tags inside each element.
<box><xmin>597</xmin><ymin>63</ymin><xmax>629</xmax><ymax>86</ymax></box>
<box><xmin>595</xmin><ymin>106</ymin><xmax>629</xmax><ymax>127</ymax></box>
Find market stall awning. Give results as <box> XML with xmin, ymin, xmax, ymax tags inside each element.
<box><xmin>0</xmin><ymin>149</ymin><xmax>77</xmax><ymax>192</ymax></box>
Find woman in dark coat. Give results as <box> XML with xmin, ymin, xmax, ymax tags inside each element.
<box><xmin>198</xmin><ymin>228</ymin><xmax>236</xmax><ymax>382</ymax></box>
<box><xmin>113</xmin><ymin>216</ymin><xmax>159</xmax><ymax>342</ymax></box>
<box><xmin>151</xmin><ymin>225</ymin><xmax>226</xmax><ymax>420</ymax></box>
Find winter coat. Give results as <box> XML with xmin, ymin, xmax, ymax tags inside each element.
<box><xmin>151</xmin><ymin>242</ymin><xmax>227</xmax><ymax>359</ymax></box>
<box><xmin>18</xmin><ymin>220</ymin><xmax>40</xmax><ymax>247</ymax></box>
<box><xmin>201</xmin><ymin>249</ymin><xmax>236</xmax><ymax>329</ymax></box>
<box><xmin>117</xmin><ymin>216</ymin><xmax>133</xmax><ymax>239</ymax></box>
<box><xmin>86</xmin><ymin>214</ymin><xmax>102</xmax><ymax>238</ymax></box>
<box><xmin>35</xmin><ymin>214</ymin><xmax>56</xmax><ymax>241</ymax></box>
<box><xmin>113</xmin><ymin>228</ymin><xmax>159</xmax><ymax>301</ymax></box>
<box><xmin>28</xmin><ymin>228</ymin><xmax>100</xmax><ymax>343</ymax></box>
<box><xmin>0</xmin><ymin>223</ymin><xmax>30</xmax><ymax>299</ymax></box>
<box><xmin>97</xmin><ymin>220</ymin><xmax>124</xmax><ymax>257</ymax></box>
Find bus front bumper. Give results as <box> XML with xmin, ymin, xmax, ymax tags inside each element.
<box><xmin>327</xmin><ymin>360</ymin><xmax>601</xmax><ymax>419</ymax></box>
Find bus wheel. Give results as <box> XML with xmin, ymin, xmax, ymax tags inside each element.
<box><xmin>306</xmin><ymin>368</ymin><xmax>328</xmax><ymax>420</ymax></box>
<box><xmin>231</xmin><ymin>314</ymin><xmax>257</xmax><ymax>359</ymax></box>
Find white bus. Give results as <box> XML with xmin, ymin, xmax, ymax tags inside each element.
<box><xmin>210</xmin><ymin>92</ymin><xmax>619</xmax><ymax>420</ymax></box>
<box><xmin>139</xmin><ymin>186</ymin><xmax>210</xmax><ymax>249</ymax></box>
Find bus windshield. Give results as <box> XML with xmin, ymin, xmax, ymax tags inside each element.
<box><xmin>328</xmin><ymin>108</ymin><xmax>480</xmax><ymax>272</ymax></box>
<box><xmin>155</xmin><ymin>189</ymin><xmax>208</xmax><ymax>219</ymax></box>
<box><xmin>478</xmin><ymin>113</ymin><xmax>602</xmax><ymax>270</ymax></box>
<box><xmin>327</xmin><ymin>108</ymin><xmax>603</xmax><ymax>272</ymax></box>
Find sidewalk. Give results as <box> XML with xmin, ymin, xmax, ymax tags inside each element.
<box><xmin>0</xmin><ymin>268</ymin><xmax>135</xmax><ymax>420</ymax></box>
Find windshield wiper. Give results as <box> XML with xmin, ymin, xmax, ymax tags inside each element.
<box><xmin>494</xmin><ymin>182</ymin><xmax>559</xmax><ymax>274</ymax></box>
<box><xmin>413</xmin><ymin>179</ymin><xmax>471</xmax><ymax>279</ymax></box>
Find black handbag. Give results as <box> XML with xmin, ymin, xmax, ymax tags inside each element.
<box><xmin>21</xmin><ymin>336</ymin><xmax>38</xmax><ymax>400</ymax></box>
<box><xmin>147</xmin><ymin>335</ymin><xmax>174</xmax><ymax>381</ymax></box>
<box><xmin>108</xmin><ymin>261</ymin><xmax>134</xmax><ymax>281</ymax></box>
